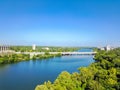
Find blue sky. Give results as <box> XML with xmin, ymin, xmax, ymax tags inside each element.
<box><xmin>0</xmin><ymin>0</ymin><xmax>120</xmax><ymax>46</ymax></box>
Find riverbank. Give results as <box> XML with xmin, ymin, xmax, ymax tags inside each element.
<box><xmin>0</xmin><ymin>53</ymin><xmax>62</xmax><ymax>64</ymax></box>
<box><xmin>35</xmin><ymin>48</ymin><xmax>120</xmax><ymax>90</ymax></box>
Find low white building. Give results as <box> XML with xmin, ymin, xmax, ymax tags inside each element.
<box><xmin>105</xmin><ymin>45</ymin><xmax>111</xmax><ymax>51</ymax></box>
<box><xmin>100</xmin><ymin>47</ymin><xmax>105</xmax><ymax>50</ymax></box>
<box><xmin>42</xmin><ymin>47</ymin><xmax>50</xmax><ymax>50</ymax></box>
<box><xmin>98</xmin><ymin>45</ymin><xmax>113</xmax><ymax>51</ymax></box>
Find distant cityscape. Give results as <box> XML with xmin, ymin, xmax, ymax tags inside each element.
<box><xmin>0</xmin><ymin>44</ymin><xmax>118</xmax><ymax>53</ymax></box>
<box><xmin>98</xmin><ymin>45</ymin><xmax>114</xmax><ymax>51</ymax></box>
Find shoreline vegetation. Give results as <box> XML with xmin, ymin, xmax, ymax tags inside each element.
<box><xmin>35</xmin><ymin>48</ymin><xmax>120</xmax><ymax>90</ymax></box>
<box><xmin>10</xmin><ymin>46</ymin><xmax>81</xmax><ymax>52</ymax></box>
<box><xmin>0</xmin><ymin>53</ymin><xmax>62</xmax><ymax>64</ymax></box>
<box><xmin>32</xmin><ymin>52</ymin><xmax>61</xmax><ymax>60</ymax></box>
<box><xmin>0</xmin><ymin>47</ymin><xmax>80</xmax><ymax>64</ymax></box>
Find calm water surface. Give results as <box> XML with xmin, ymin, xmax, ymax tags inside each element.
<box><xmin>0</xmin><ymin>49</ymin><xmax>94</xmax><ymax>90</ymax></box>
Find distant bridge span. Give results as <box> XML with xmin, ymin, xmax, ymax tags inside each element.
<box><xmin>60</xmin><ymin>52</ymin><xmax>97</xmax><ymax>55</ymax></box>
<box><xmin>15</xmin><ymin>52</ymin><xmax>97</xmax><ymax>58</ymax></box>
<box><xmin>16</xmin><ymin>52</ymin><xmax>97</xmax><ymax>55</ymax></box>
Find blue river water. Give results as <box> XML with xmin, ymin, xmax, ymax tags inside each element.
<box><xmin>0</xmin><ymin>49</ymin><xmax>94</xmax><ymax>90</ymax></box>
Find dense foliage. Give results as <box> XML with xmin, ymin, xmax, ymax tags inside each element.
<box><xmin>0</xmin><ymin>53</ymin><xmax>62</xmax><ymax>64</ymax></box>
<box><xmin>35</xmin><ymin>48</ymin><xmax>120</xmax><ymax>90</ymax></box>
<box><xmin>32</xmin><ymin>53</ymin><xmax>61</xmax><ymax>60</ymax></box>
<box><xmin>10</xmin><ymin>46</ymin><xmax>80</xmax><ymax>52</ymax></box>
<box><xmin>0</xmin><ymin>54</ymin><xmax>30</xmax><ymax>64</ymax></box>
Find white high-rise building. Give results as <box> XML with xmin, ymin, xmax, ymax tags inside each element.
<box><xmin>32</xmin><ymin>44</ymin><xmax>36</xmax><ymax>50</ymax></box>
<box><xmin>106</xmin><ymin>45</ymin><xmax>111</xmax><ymax>51</ymax></box>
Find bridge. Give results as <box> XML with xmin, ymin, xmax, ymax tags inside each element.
<box><xmin>17</xmin><ymin>52</ymin><xmax>96</xmax><ymax>55</ymax></box>
<box><xmin>60</xmin><ymin>52</ymin><xmax>96</xmax><ymax>55</ymax></box>
<box><xmin>15</xmin><ymin>52</ymin><xmax>97</xmax><ymax>58</ymax></box>
<box><xmin>0</xmin><ymin>44</ymin><xmax>96</xmax><ymax>57</ymax></box>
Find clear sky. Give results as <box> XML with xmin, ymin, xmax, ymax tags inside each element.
<box><xmin>0</xmin><ymin>0</ymin><xmax>120</xmax><ymax>46</ymax></box>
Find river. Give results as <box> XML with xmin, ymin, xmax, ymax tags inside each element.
<box><xmin>0</xmin><ymin>49</ymin><xmax>94</xmax><ymax>90</ymax></box>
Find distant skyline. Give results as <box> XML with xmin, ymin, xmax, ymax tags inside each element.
<box><xmin>0</xmin><ymin>0</ymin><xmax>120</xmax><ymax>46</ymax></box>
